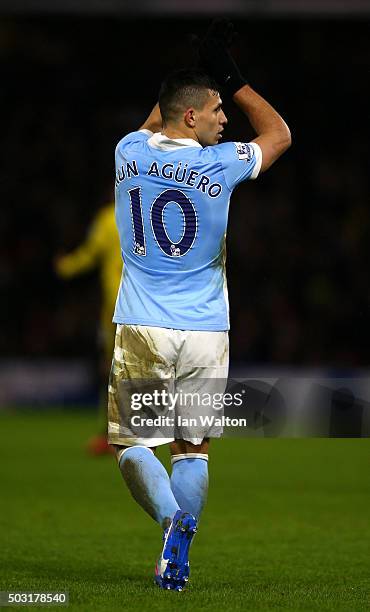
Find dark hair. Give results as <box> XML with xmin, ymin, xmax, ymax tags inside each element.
<box><xmin>159</xmin><ymin>69</ymin><xmax>219</xmax><ymax>125</ymax></box>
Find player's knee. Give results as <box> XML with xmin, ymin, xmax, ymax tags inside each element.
<box><xmin>114</xmin><ymin>444</ymin><xmax>156</xmax><ymax>465</ymax></box>
<box><xmin>170</xmin><ymin>438</ymin><xmax>209</xmax><ymax>456</ymax></box>
<box><xmin>187</xmin><ymin>438</ymin><xmax>209</xmax><ymax>455</ymax></box>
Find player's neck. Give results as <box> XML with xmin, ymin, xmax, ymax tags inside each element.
<box><xmin>162</xmin><ymin>125</ymin><xmax>199</xmax><ymax>143</ymax></box>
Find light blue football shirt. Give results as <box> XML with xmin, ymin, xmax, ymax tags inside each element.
<box><xmin>113</xmin><ymin>130</ymin><xmax>262</xmax><ymax>331</ymax></box>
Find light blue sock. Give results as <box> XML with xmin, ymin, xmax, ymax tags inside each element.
<box><xmin>170</xmin><ymin>454</ymin><xmax>209</xmax><ymax>520</ymax></box>
<box><xmin>119</xmin><ymin>446</ymin><xmax>180</xmax><ymax>529</ymax></box>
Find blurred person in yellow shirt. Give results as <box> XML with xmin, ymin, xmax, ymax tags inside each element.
<box><xmin>55</xmin><ymin>201</ymin><xmax>122</xmax><ymax>454</ymax></box>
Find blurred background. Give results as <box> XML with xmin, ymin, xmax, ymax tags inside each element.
<box><xmin>0</xmin><ymin>1</ymin><xmax>369</xmax><ymax>408</ymax></box>
<box><xmin>1</xmin><ymin>8</ymin><xmax>369</xmax><ymax>606</ymax></box>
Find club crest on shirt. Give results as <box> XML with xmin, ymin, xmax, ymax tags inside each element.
<box><xmin>235</xmin><ymin>142</ymin><xmax>254</xmax><ymax>161</ymax></box>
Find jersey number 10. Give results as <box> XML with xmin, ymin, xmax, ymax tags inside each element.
<box><xmin>128</xmin><ymin>187</ymin><xmax>197</xmax><ymax>258</ymax></box>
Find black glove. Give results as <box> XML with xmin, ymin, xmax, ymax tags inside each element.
<box><xmin>198</xmin><ymin>19</ymin><xmax>247</xmax><ymax>97</ymax></box>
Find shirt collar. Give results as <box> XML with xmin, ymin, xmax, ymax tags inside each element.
<box><xmin>147</xmin><ymin>132</ymin><xmax>202</xmax><ymax>151</ymax></box>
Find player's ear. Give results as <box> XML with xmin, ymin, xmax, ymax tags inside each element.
<box><xmin>184</xmin><ymin>107</ymin><xmax>196</xmax><ymax>128</ymax></box>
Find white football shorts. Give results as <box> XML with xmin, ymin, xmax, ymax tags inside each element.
<box><xmin>108</xmin><ymin>324</ymin><xmax>229</xmax><ymax>447</ymax></box>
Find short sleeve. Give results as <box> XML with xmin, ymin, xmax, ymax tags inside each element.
<box><xmin>116</xmin><ymin>129</ymin><xmax>152</xmax><ymax>154</ymax></box>
<box><xmin>216</xmin><ymin>141</ymin><xmax>263</xmax><ymax>191</ymax></box>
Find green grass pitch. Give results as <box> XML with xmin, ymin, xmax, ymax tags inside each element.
<box><xmin>0</xmin><ymin>411</ymin><xmax>369</xmax><ymax>611</ymax></box>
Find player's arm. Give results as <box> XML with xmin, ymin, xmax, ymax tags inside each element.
<box><xmin>55</xmin><ymin>211</ymin><xmax>104</xmax><ymax>278</ymax></box>
<box><xmin>139</xmin><ymin>103</ymin><xmax>162</xmax><ymax>134</ymax></box>
<box><xmin>55</xmin><ymin>244</ymin><xmax>97</xmax><ymax>278</ymax></box>
<box><xmin>198</xmin><ymin>19</ymin><xmax>291</xmax><ymax>172</ymax></box>
<box><xmin>233</xmin><ymin>85</ymin><xmax>291</xmax><ymax>173</ymax></box>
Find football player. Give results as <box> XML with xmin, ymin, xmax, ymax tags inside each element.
<box><xmin>109</xmin><ymin>21</ymin><xmax>291</xmax><ymax>590</ymax></box>
<box><xmin>56</xmin><ymin>201</ymin><xmax>122</xmax><ymax>454</ymax></box>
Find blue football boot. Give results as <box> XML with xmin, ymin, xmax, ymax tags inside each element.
<box><xmin>154</xmin><ymin>510</ymin><xmax>197</xmax><ymax>591</ymax></box>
